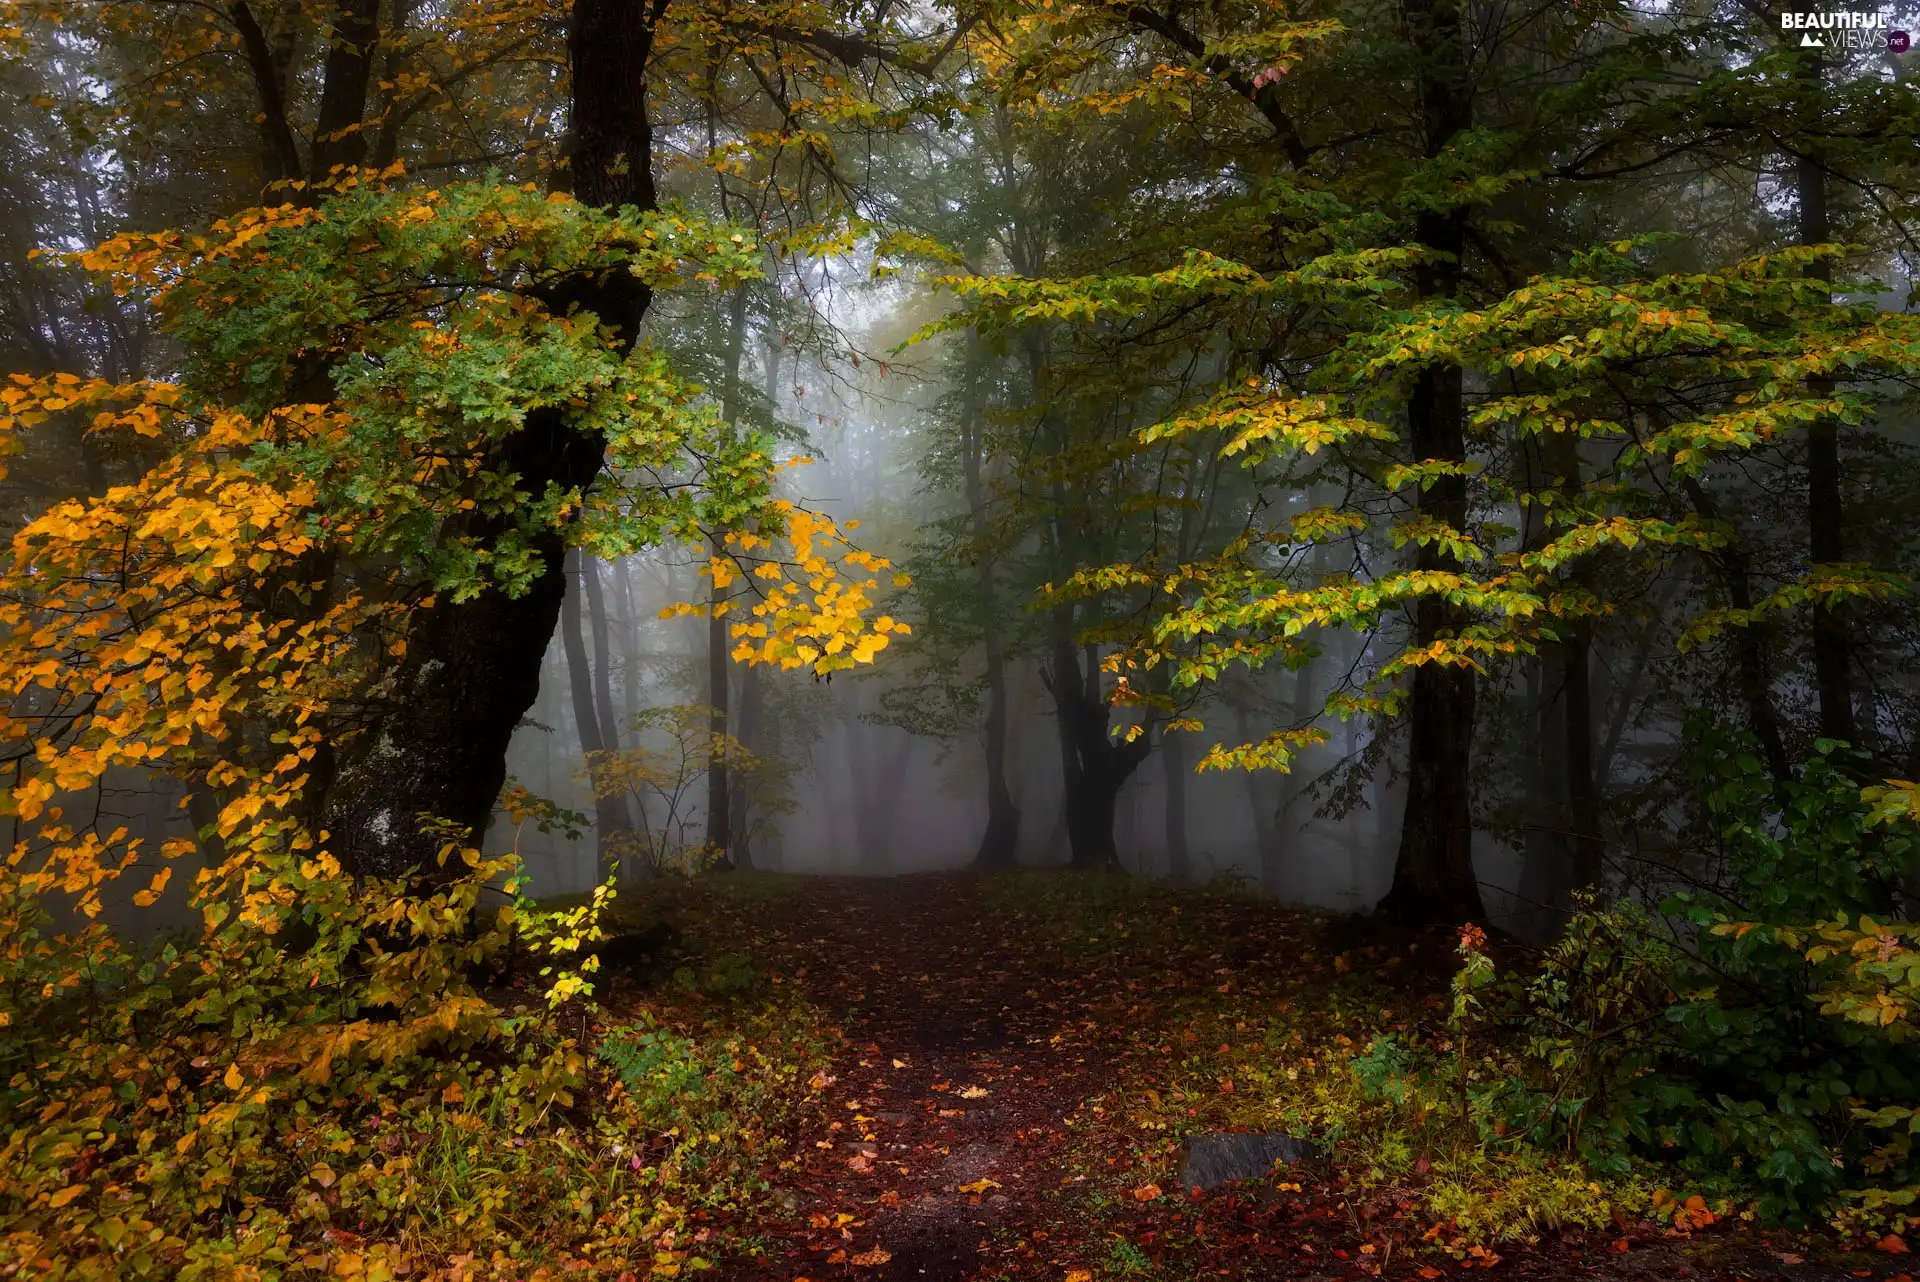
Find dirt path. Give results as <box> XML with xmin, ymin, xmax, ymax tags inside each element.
<box><xmin>694</xmin><ymin>873</ymin><xmax>1902</xmax><ymax>1282</ymax></box>
<box><xmin>738</xmin><ymin>873</ymin><xmax>1113</xmax><ymax>1281</ymax></box>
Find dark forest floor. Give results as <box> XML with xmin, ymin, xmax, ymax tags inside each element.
<box><xmin>587</xmin><ymin>872</ymin><xmax>1915</xmax><ymax>1282</ymax></box>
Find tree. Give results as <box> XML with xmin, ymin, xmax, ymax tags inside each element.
<box><xmin>0</xmin><ymin>1</ymin><xmax>923</xmax><ymax>922</ymax></box>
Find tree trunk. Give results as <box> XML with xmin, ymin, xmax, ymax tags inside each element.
<box><xmin>562</xmin><ymin>552</ymin><xmax>632</xmax><ymax>875</ymax></box>
<box><xmin>1542</xmin><ymin>432</ymin><xmax>1604</xmax><ymax>895</ymax></box>
<box><xmin>960</xmin><ymin>361</ymin><xmax>1020</xmax><ymax>868</ymax></box>
<box><xmin>1162</xmin><ymin>726</ymin><xmax>1192</xmax><ymax>883</ymax></box>
<box><xmin>308</xmin><ymin>0</ymin><xmax>381</xmax><ymax>183</ymax></box>
<box><xmin>729</xmin><ymin>658</ymin><xmax>760</xmax><ymax>869</ymax></box>
<box><xmin>844</xmin><ymin>682</ymin><xmax>910</xmax><ymax>871</ymax></box>
<box><xmin>1048</xmin><ymin>638</ymin><xmax>1152</xmax><ymax>870</ymax></box>
<box><xmin>1563</xmin><ymin>620</ymin><xmax>1603</xmax><ymax>891</ymax></box>
<box><xmin>1379</xmin><ymin>0</ymin><xmax>1485</xmax><ymax>926</ymax></box>
<box><xmin>706</xmin><ymin>534</ymin><xmax>732</xmax><ymax>865</ymax></box>
<box><xmin>1234</xmin><ymin>704</ymin><xmax>1283</xmax><ymax>891</ymax></box>
<box><xmin>582</xmin><ymin>556</ymin><xmax>632</xmax><ymax>841</ymax></box>
<box><xmin>705</xmin><ymin>283</ymin><xmax>751</xmax><ymax>866</ymax></box>
<box><xmin>322</xmin><ymin>0</ymin><xmax>659</xmax><ymax>881</ymax></box>
<box><xmin>1684</xmin><ymin>478</ymin><xmax>1793</xmax><ymax>785</ymax></box>
<box><xmin>1797</xmin><ymin>51</ymin><xmax>1854</xmax><ymax>746</ymax></box>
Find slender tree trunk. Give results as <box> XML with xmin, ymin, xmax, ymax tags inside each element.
<box><xmin>729</xmin><ymin>659</ymin><xmax>760</xmax><ymax>869</ymax></box>
<box><xmin>583</xmin><ymin>556</ymin><xmax>631</xmax><ymax>835</ymax></box>
<box><xmin>1797</xmin><ymin>51</ymin><xmax>1855</xmax><ymax>745</ymax></box>
<box><xmin>322</xmin><ymin>0</ymin><xmax>659</xmax><ymax>880</ymax></box>
<box><xmin>844</xmin><ymin>682</ymin><xmax>911</xmax><ymax>870</ymax></box>
<box><xmin>960</xmin><ymin>359</ymin><xmax>1019</xmax><ymax>867</ymax></box>
<box><xmin>705</xmin><ymin>283</ymin><xmax>752</xmax><ymax>866</ymax></box>
<box><xmin>1380</xmin><ymin>0</ymin><xmax>1485</xmax><ymax>926</ymax></box>
<box><xmin>562</xmin><ymin>552</ymin><xmax>631</xmax><ymax>875</ymax></box>
<box><xmin>1684</xmin><ymin>478</ymin><xmax>1793</xmax><ymax>785</ymax></box>
<box><xmin>706</xmin><ymin>534</ymin><xmax>732</xmax><ymax>864</ymax></box>
<box><xmin>613</xmin><ymin>559</ymin><xmax>642</xmax><ymax>728</ymax></box>
<box><xmin>1162</xmin><ymin>726</ymin><xmax>1192</xmax><ymax>883</ymax></box>
<box><xmin>1234</xmin><ymin>704</ymin><xmax>1283</xmax><ymax>890</ymax></box>
<box><xmin>1563</xmin><ymin>620</ymin><xmax>1603</xmax><ymax>890</ymax></box>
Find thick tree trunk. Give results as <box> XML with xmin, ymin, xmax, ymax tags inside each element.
<box><xmin>1379</xmin><ymin>0</ymin><xmax>1485</xmax><ymax>926</ymax></box>
<box><xmin>323</xmin><ymin>0</ymin><xmax>658</xmax><ymax>881</ymax></box>
<box><xmin>308</xmin><ymin>0</ymin><xmax>381</xmax><ymax>182</ymax></box>
<box><xmin>1541</xmin><ymin>432</ymin><xmax>1604</xmax><ymax>895</ymax></box>
<box><xmin>1797</xmin><ymin>51</ymin><xmax>1855</xmax><ymax>746</ymax></box>
<box><xmin>1048</xmin><ymin>638</ymin><xmax>1152</xmax><ymax>870</ymax></box>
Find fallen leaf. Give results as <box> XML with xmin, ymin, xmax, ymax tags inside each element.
<box><xmin>958</xmin><ymin>1178</ymin><xmax>1001</xmax><ymax>1194</ymax></box>
<box><xmin>1066</xmin><ymin>1272</ymin><xmax>1093</xmax><ymax>1282</ymax></box>
<box><xmin>958</xmin><ymin>1085</ymin><xmax>988</xmax><ymax>1100</ymax></box>
<box><xmin>1881</xmin><ymin>1235</ymin><xmax>1911</xmax><ymax>1255</ymax></box>
<box><xmin>1419</xmin><ymin>1269</ymin><xmax>1443</xmax><ymax>1280</ymax></box>
<box><xmin>850</xmin><ymin>1248</ymin><xmax>892</xmax><ymax>1266</ymax></box>
<box><xmin>1131</xmin><ymin>1183</ymin><xmax>1162</xmax><ymax>1201</ymax></box>
<box><xmin>847</xmin><ymin>1154</ymin><xmax>873</xmax><ymax>1173</ymax></box>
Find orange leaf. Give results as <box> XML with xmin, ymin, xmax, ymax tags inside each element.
<box><xmin>1132</xmin><ymin>1183</ymin><xmax>1162</xmax><ymax>1201</ymax></box>
<box><xmin>850</xmin><ymin>1249</ymin><xmax>892</xmax><ymax>1266</ymax></box>
<box><xmin>1880</xmin><ymin>1235</ymin><xmax>1910</xmax><ymax>1255</ymax></box>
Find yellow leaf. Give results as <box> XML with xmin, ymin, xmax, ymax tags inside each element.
<box><xmin>48</xmin><ymin>1184</ymin><xmax>86</xmax><ymax>1208</ymax></box>
<box><xmin>224</xmin><ymin>1063</ymin><xmax>244</xmax><ymax>1090</ymax></box>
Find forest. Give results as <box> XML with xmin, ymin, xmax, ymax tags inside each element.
<box><xmin>1</xmin><ymin>0</ymin><xmax>1919</xmax><ymax>1278</ymax></box>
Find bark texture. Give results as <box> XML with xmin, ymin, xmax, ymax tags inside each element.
<box><xmin>323</xmin><ymin>0</ymin><xmax>658</xmax><ymax>880</ymax></box>
<box><xmin>1379</xmin><ymin>0</ymin><xmax>1485</xmax><ymax>925</ymax></box>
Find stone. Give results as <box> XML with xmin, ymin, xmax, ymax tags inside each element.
<box><xmin>1175</xmin><ymin>1132</ymin><xmax>1318</xmax><ymax>1191</ymax></box>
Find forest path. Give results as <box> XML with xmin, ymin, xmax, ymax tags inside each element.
<box><xmin>737</xmin><ymin>872</ymin><xmax>1119</xmax><ymax>1281</ymax></box>
<box><xmin>692</xmin><ymin>872</ymin><xmax>1876</xmax><ymax>1282</ymax></box>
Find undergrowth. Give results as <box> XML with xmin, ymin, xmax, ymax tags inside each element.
<box><xmin>0</xmin><ymin>851</ymin><xmax>829</xmax><ymax>1280</ymax></box>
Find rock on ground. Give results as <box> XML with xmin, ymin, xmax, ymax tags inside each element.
<box><xmin>1176</xmin><ymin>1132</ymin><xmax>1318</xmax><ymax>1191</ymax></box>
